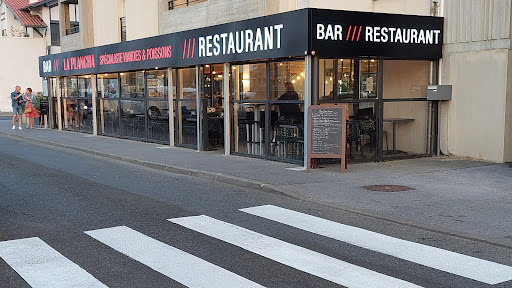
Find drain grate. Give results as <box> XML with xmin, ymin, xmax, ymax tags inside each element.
<box><xmin>363</xmin><ymin>185</ymin><xmax>414</xmax><ymax>192</ymax></box>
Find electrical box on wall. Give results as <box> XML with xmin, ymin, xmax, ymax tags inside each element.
<box><xmin>427</xmin><ymin>85</ymin><xmax>452</xmax><ymax>101</ymax></box>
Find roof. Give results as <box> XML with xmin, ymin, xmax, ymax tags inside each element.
<box><xmin>3</xmin><ymin>0</ymin><xmax>47</xmax><ymax>27</ymax></box>
<box><xmin>24</xmin><ymin>0</ymin><xmax>55</xmax><ymax>9</ymax></box>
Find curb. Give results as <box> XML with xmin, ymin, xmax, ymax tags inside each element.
<box><xmin>1</xmin><ymin>131</ymin><xmax>511</xmax><ymax>250</ymax></box>
<box><xmin>0</xmin><ymin>131</ymin><xmax>292</xmax><ymax>198</ymax></box>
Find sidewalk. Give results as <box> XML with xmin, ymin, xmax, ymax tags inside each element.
<box><xmin>0</xmin><ymin>118</ymin><xmax>511</xmax><ymax>247</ymax></box>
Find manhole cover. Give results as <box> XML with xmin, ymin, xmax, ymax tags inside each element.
<box><xmin>363</xmin><ymin>185</ymin><xmax>414</xmax><ymax>192</ymax></box>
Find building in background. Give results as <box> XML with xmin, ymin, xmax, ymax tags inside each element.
<box><xmin>0</xmin><ymin>0</ymin><xmax>47</xmax><ymax>112</ymax></box>
<box><xmin>29</xmin><ymin>0</ymin><xmax>512</xmax><ymax>164</ymax></box>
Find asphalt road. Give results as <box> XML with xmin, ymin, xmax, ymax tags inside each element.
<box><xmin>0</xmin><ymin>134</ymin><xmax>511</xmax><ymax>288</ymax></box>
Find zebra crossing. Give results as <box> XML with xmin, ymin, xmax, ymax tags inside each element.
<box><xmin>1</xmin><ymin>204</ymin><xmax>511</xmax><ymax>288</ymax></box>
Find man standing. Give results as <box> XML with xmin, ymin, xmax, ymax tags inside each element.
<box><xmin>11</xmin><ymin>86</ymin><xmax>23</xmax><ymax>130</ymax></box>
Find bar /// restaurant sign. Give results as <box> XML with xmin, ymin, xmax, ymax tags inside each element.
<box><xmin>307</xmin><ymin>105</ymin><xmax>347</xmax><ymax>173</ymax></box>
<box><xmin>310</xmin><ymin>9</ymin><xmax>444</xmax><ymax>59</ymax></box>
<box><xmin>39</xmin><ymin>9</ymin><xmax>443</xmax><ymax>77</ymax></box>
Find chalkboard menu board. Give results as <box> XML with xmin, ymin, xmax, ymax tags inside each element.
<box><xmin>40</xmin><ymin>99</ymin><xmax>49</xmax><ymax>115</ymax></box>
<box><xmin>307</xmin><ymin>105</ymin><xmax>347</xmax><ymax>173</ymax></box>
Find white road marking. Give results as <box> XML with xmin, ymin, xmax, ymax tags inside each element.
<box><xmin>85</xmin><ymin>226</ymin><xmax>264</xmax><ymax>288</ymax></box>
<box><xmin>240</xmin><ymin>205</ymin><xmax>512</xmax><ymax>285</ymax></box>
<box><xmin>169</xmin><ymin>215</ymin><xmax>422</xmax><ymax>288</ymax></box>
<box><xmin>0</xmin><ymin>237</ymin><xmax>107</xmax><ymax>288</ymax></box>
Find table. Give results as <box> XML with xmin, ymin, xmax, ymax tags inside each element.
<box><xmin>383</xmin><ymin>118</ymin><xmax>414</xmax><ymax>153</ymax></box>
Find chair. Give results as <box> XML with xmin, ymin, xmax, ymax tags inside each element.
<box><xmin>272</xmin><ymin>121</ymin><xmax>302</xmax><ymax>159</ymax></box>
<box><xmin>207</xmin><ymin>117</ymin><xmax>222</xmax><ymax>148</ymax></box>
<box><xmin>347</xmin><ymin>120</ymin><xmax>364</xmax><ymax>159</ymax></box>
<box><xmin>360</xmin><ymin>119</ymin><xmax>376</xmax><ymax>153</ymax></box>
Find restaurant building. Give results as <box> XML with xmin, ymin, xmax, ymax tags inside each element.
<box><xmin>36</xmin><ymin>0</ymin><xmax>512</xmax><ymax>164</ymax></box>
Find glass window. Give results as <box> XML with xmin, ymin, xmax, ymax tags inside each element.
<box><xmin>50</xmin><ymin>5</ymin><xmax>59</xmax><ymax>21</ymax></box>
<box><xmin>97</xmin><ymin>73</ymin><xmax>119</xmax><ymax>98</ymax></box>
<box><xmin>382</xmin><ymin>60</ymin><xmax>430</xmax><ymax>99</ymax></box>
<box><xmin>269</xmin><ymin>103</ymin><xmax>305</xmax><ymax>161</ymax></box>
<box><xmin>175</xmin><ymin>68</ymin><xmax>196</xmax><ymax>100</ymax></box>
<box><xmin>120</xmin><ymin>99</ymin><xmax>145</xmax><ymax>139</ymax></box>
<box><xmin>97</xmin><ymin>99</ymin><xmax>119</xmax><ymax>136</ymax></box>
<box><xmin>50</xmin><ymin>22</ymin><xmax>60</xmax><ymax>46</ymax></box>
<box><xmin>146</xmin><ymin>70</ymin><xmax>168</xmax><ymax>99</ymax></box>
<box><xmin>337</xmin><ymin>59</ymin><xmax>356</xmax><ymax>99</ymax></box>
<box><xmin>360</xmin><ymin>59</ymin><xmax>378</xmax><ymax>98</ymax></box>
<box><xmin>269</xmin><ymin>61</ymin><xmax>305</xmax><ymax>101</ymax></box>
<box><xmin>78</xmin><ymin>75</ymin><xmax>92</xmax><ymax>98</ymax></box>
<box><xmin>230</xmin><ymin>60</ymin><xmax>306</xmax><ymax>162</ymax></box>
<box><xmin>120</xmin><ymin>71</ymin><xmax>144</xmax><ymax>98</ymax></box>
<box><xmin>232</xmin><ymin>102</ymin><xmax>266</xmax><ymax>156</ymax></box>
<box><xmin>231</xmin><ymin>63</ymin><xmax>266</xmax><ymax>101</ymax></box>
<box><xmin>202</xmin><ymin>64</ymin><xmax>224</xmax><ymax>109</ymax></box>
<box><xmin>69</xmin><ymin>4</ymin><xmax>79</xmax><ymax>22</ymax></box>
<box><xmin>97</xmin><ymin>73</ymin><xmax>120</xmax><ymax>137</ymax></box>
<box><xmin>62</xmin><ymin>77</ymin><xmax>78</xmax><ymax>97</ymax></box>
<box><xmin>320</xmin><ymin>59</ymin><xmax>358</xmax><ymax>101</ymax></box>
<box><xmin>174</xmin><ymin>68</ymin><xmax>197</xmax><ymax>148</ymax></box>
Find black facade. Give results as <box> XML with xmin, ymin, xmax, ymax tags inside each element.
<box><xmin>39</xmin><ymin>9</ymin><xmax>443</xmax><ymax>77</ymax></box>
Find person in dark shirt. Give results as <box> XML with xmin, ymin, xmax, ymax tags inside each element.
<box><xmin>277</xmin><ymin>81</ymin><xmax>301</xmax><ymax>122</ymax></box>
<box><xmin>11</xmin><ymin>86</ymin><xmax>24</xmax><ymax>130</ymax></box>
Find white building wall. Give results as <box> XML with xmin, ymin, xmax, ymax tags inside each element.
<box><xmin>0</xmin><ymin>37</ymin><xmax>45</xmax><ymax>112</ymax></box>
<box><xmin>92</xmin><ymin>0</ymin><xmax>120</xmax><ymax>45</ymax></box>
<box><xmin>125</xmin><ymin>0</ymin><xmax>159</xmax><ymax>40</ymax></box>
<box><xmin>298</xmin><ymin>0</ymin><xmax>430</xmax><ymax>15</ymax></box>
<box><xmin>441</xmin><ymin>0</ymin><xmax>512</xmax><ymax>162</ymax></box>
<box><xmin>160</xmin><ymin>0</ymin><xmax>265</xmax><ymax>34</ymax></box>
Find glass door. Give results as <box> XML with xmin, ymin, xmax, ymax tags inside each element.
<box><xmin>174</xmin><ymin>68</ymin><xmax>198</xmax><ymax>148</ymax></box>
<box><xmin>201</xmin><ymin>64</ymin><xmax>224</xmax><ymax>151</ymax></box>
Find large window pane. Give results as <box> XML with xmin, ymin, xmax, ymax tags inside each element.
<box><xmin>231</xmin><ymin>63</ymin><xmax>266</xmax><ymax>101</ymax></box>
<box><xmin>63</xmin><ymin>77</ymin><xmax>78</xmax><ymax>97</ymax></box>
<box><xmin>382</xmin><ymin>60</ymin><xmax>430</xmax><ymax>99</ymax></box>
<box><xmin>175</xmin><ymin>68</ymin><xmax>197</xmax><ymax>148</ymax></box>
<box><xmin>121</xmin><ymin>100</ymin><xmax>145</xmax><ymax>138</ymax></box>
<box><xmin>320</xmin><ymin>59</ymin><xmax>358</xmax><ymax>101</ymax></box>
<box><xmin>360</xmin><ymin>59</ymin><xmax>378</xmax><ymax>98</ymax></box>
<box><xmin>79</xmin><ymin>99</ymin><xmax>93</xmax><ymax>132</ymax></box>
<box><xmin>383</xmin><ymin>101</ymin><xmax>428</xmax><ymax>157</ymax></box>
<box><xmin>269</xmin><ymin>61</ymin><xmax>305</xmax><ymax>101</ymax></box>
<box><xmin>78</xmin><ymin>75</ymin><xmax>92</xmax><ymax>98</ymax></box>
<box><xmin>202</xmin><ymin>64</ymin><xmax>224</xmax><ymax>109</ymax></box>
<box><xmin>231</xmin><ymin>102</ymin><xmax>266</xmax><ymax>156</ymax></box>
<box><xmin>176</xmin><ymin>68</ymin><xmax>196</xmax><ymax>100</ymax></box>
<box><xmin>97</xmin><ymin>73</ymin><xmax>119</xmax><ymax>98</ymax></box>
<box><xmin>121</xmin><ymin>72</ymin><xmax>144</xmax><ymax>98</ymax></box>
<box><xmin>98</xmin><ymin>99</ymin><xmax>119</xmax><ymax>136</ymax></box>
<box><xmin>337</xmin><ymin>59</ymin><xmax>356</xmax><ymax>99</ymax></box>
<box><xmin>147</xmin><ymin>100</ymin><xmax>169</xmax><ymax>142</ymax></box>
<box><xmin>147</xmin><ymin>70</ymin><xmax>168</xmax><ymax>99</ymax></box>
<box><xmin>269</xmin><ymin>103</ymin><xmax>304</xmax><ymax>161</ymax></box>
<box><xmin>175</xmin><ymin>100</ymin><xmax>197</xmax><ymax>147</ymax></box>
